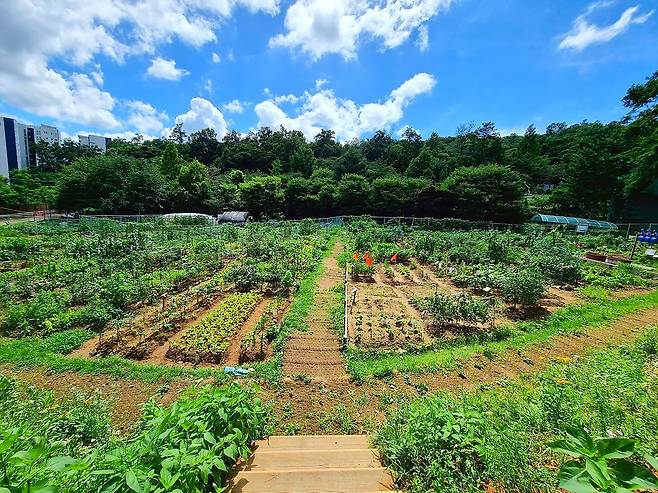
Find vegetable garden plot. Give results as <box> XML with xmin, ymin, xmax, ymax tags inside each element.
<box><xmin>343</xmin><ymin>220</ymin><xmax>658</xmax><ymax>355</ymax></box>
<box><xmin>168</xmin><ymin>292</ymin><xmax>262</xmax><ymax>363</ymax></box>
<box><xmin>0</xmin><ymin>219</ymin><xmax>332</xmax><ymax>369</ymax></box>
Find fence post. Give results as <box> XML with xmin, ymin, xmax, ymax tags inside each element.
<box><xmin>343</xmin><ymin>264</ymin><xmax>349</xmax><ymax>347</ymax></box>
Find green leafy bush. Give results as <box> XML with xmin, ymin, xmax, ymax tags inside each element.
<box><xmin>93</xmin><ymin>384</ymin><xmax>268</xmax><ymax>493</ymax></box>
<box><xmin>413</xmin><ymin>292</ymin><xmax>494</xmax><ymax>326</ymax></box>
<box><xmin>375</xmin><ymin>399</ymin><xmax>483</xmax><ymax>493</ymax></box>
<box><xmin>500</xmin><ymin>268</ymin><xmax>547</xmax><ymax>306</ymax></box>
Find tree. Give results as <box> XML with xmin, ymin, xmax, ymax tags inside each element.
<box><xmin>312</xmin><ymin>129</ymin><xmax>342</xmax><ymax>159</ymax></box>
<box><xmin>441</xmin><ymin>165</ymin><xmax>527</xmax><ymax>222</ymax></box>
<box><xmin>371</xmin><ymin>177</ymin><xmax>428</xmax><ymax>216</ymax></box>
<box><xmin>622</xmin><ymin>70</ymin><xmax>658</xmax><ymax>197</ymax></box>
<box><xmin>334</xmin><ymin>174</ymin><xmax>371</xmax><ymax>214</ymax></box>
<box><xmin>57</xmin><ymin>155</ymin><xmax>166</xmax><ymax>213</ymax></box>
<box><xmin>333</xmin><ymin>146</ymin><xmax>366</xmax><ymax>177</ymax></box>
<box><xmin>239</xmin><ymin>176</ymin><xmax>284</xmax><ymax>219</ymax></box>
<box><xmin>172</xmin><ymin>159</ymin><xmax>211</xmax><ymax>211</ymax></box>
<box><xmin>406</xmin><ymin>147</ymin><xmax>442</xmax><ymax>180</ymax></box>
<box><xmin>289</xmin><ymin>143</ymin><xmax>315</xmax><ymax>177</ymax></box>
<box><xmin>161</xmin><ymin>142</ymin><xmax>182</xmax><ymax>179</ymax></box>
<box><xmin>169</xmin><ymin>123</ymin><xmax>187</xmax><ymax>144</ymax></box>
<box><xmin>189</xmin><ymin>128</ymin><xmax>221</xmax><ymax>166</ymax></box>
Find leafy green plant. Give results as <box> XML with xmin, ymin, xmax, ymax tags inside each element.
<box><xmin>413</xmin><ymin>292</ymin><xmax>494</xmax><ymax>327</ymax></box>
<box><xmin>94</xmin><ymin>384</ymin><xmax>268</xmax><ymax>493</ymax></box>
<box><xmin>376</xmin><ymin>399</ymin><xmax>483</xmax><ymax>492</ymax></box>
<box><xmin>169</xmin><ymin>292</ymin><xmax>261</xmax><ymax>363</ymax></box>
<box><xmin>549</xmin><ymin>427</ymin><xmax>658</xmax><ymax>493</ymax></box>
<box><xmin>501</xmin><ymin>267</ymin><xmax>547</xmax><ymax>307</ymax></box>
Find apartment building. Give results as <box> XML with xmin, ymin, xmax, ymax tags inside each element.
<box><xmin>78</xmin><ymin>134</ymin><xmax>111</xmax><ymax>152</ymax></box>
<box><xmin>1</xmin><ymin>116</ymin><xmax>62</xmax><ymax>178</ymax></box>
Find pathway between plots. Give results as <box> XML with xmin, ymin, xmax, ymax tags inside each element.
<box><xmin>282</xmin><ymin>242</ymin><xmax>347</xmax><ymax>381</ymax></box>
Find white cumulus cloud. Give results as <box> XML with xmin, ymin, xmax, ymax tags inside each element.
<box><xmin>146</xmin><ymin>57</ymin><xmax>189</xmax><ymax>80</ymax></box>
<box><xmin>125</xmin><ymin>101</ymin><xmax>168</xmax><ymax>134</ymax></box>
<box><xmin>254</xmin><ymin>72</ymin><xmax>436</xmax><ymax>140</ymax></box>
<box><xmin>559</xmin><ymin>3</ymin><xmax>653</xmax><ymax>52</ymax></box>
<box><xmin>223</xmin><ymin>99</ymin><xmax>247</xmax><ymax>113</ymax></box>
<box><xmin>270</xmin><ymin>0</ymin><xmax>453</xmax><ymax>60</ymax></box>
<box><xmin>171</xmin><ymin>97</ymin><xmax>228</xmax><ymax>137</ymax></box>
<box><xmin>0</xmin><ymin>0</ymin><xmax>280</xmax><ymax>128</ymax></box>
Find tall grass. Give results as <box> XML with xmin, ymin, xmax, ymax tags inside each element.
<box><xmin>375</xmin><ymin>326</ymin><xmax>658</xmax><ymax>492</ymax></box>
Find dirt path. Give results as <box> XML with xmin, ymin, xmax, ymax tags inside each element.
<box><xmin>264</xmin><ymin>306</ymin><xmax>658</xmax><ymax>435</ymax></box>
<box><xmin>282</xmin><ymin>242</ymin><xmax>347</xmax><ymax>381</ymax></box>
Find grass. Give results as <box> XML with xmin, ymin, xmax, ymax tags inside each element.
<box><xmin>249</xmin><ymin>235</ymin><xmax>337</xmax><ymax>383</ymax></box>
<box><xmin>0</xmin><ymin>333</ymin><xmax>224</xmax><ymax>382</ymax></box>
<box><xmin>375</xmin><ymin>325</ymin><xmax>658</xmax><ymax>493</ymax></box>
<box><xmin>347</xmin><ymin>289</ymin><xmax>658</xmax><ymax>380</ymax></box>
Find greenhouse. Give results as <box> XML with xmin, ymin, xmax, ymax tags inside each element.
<box><xmin>531</xmin><ymin>214</ymin><xmax>618</xmax><ymax>230</ymax></box>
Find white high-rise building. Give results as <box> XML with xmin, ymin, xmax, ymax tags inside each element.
<box><xmin>79</xmin><ymin>134</ymin><xmax>111</xmax><ymax>152</ymax></box>
<box><xmin>1</xmin><ymin>116</ymin><xmax>61</xmax><ymax>178</ymax></box>
<box><xmin>36</xmin><ymin>125</ymin><xmax>60</xmax><ymax>144</ymax></box>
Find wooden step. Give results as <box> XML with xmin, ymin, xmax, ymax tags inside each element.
<box><xmin>237</xmin><ymin>448</ymin><xmax>381</xmax><ymax>471</ymax></box>
<box><xmin>229</xmin><ymin>467</ymin><xmax>394</xmax><ymax>493</ymax></box>
<box><xmin>255</xmin><ymin>435</ymin><xmax>370</xmax><ymax>451</ymax></box>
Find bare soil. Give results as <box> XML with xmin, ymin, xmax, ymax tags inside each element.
<box><xmin>0</xmin><ymin>365</ymin><xmax>194</xmax><ymax>434</ymax></box>
<box><xmin>282</xmin><ymin>243</ymin><xmax>347</xmax><ymax>381</ymax></box>
<box><xmin>263</xmin><ymin>306</ymin><xmax>658</xmax><ymax>435</ymax></box>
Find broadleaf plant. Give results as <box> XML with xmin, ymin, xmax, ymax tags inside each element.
<box><xmin>549</xmin><ymin>427</ymin><xmax>658</xmax><ymax>493</ymax></box>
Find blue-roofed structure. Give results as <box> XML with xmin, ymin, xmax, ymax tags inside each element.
<box><xmin>531</xmin><ymin>214</ymin><xmax>618</xmax><ymax>230</ymax></box>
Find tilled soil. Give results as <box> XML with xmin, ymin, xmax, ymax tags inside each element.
<box><xmin>282</xmin><ymin>243</ymin><xmax>348</xmax><ymax>381</ymax></box>
<box><xmin>263</xmin><ymin>306</ymin><xmax>658</xmax><ymax>434</ymax></box>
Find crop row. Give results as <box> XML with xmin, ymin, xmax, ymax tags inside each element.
<box><xmin>168</xmin><ymin>292</ymin><xmax>262</xmax><ymax>363</ymax></box>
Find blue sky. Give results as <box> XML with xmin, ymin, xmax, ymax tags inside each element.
<box><xmin>0</xmin><ymin>0</ymin><xmax>656</xmax><ymax>141</ymax></box>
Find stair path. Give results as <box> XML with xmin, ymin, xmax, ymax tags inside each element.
<box><xmin>228</xmin><ymin>435</ymin><xmax>395</xmax><ymax>493</ymax></box>
<box><xmin>282</xmin><ymin>242</ymin><xmax>347</xmax><ymax>381</ymax></box>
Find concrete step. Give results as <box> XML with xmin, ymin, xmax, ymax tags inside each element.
<box><xmin>229</xmin><ymin>467</ymin><xmax>394</xmax><ymax>493</ymax></box>
<box><xmin>255</xmin><ymin>435</ymin><xmax>370</xmax><ymax>451</ymax></box>
<box><xmin>237</xmin><ymin>449</ymin><xmax>381</xmax><ymax>471</ymax></box>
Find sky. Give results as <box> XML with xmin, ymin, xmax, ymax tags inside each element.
<box><xmin>0</xmin><ymin>0</ymin><xmax>656</xmax><ymax>142</ymax></box>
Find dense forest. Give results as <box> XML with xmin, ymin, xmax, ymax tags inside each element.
<box><xmin>1</xmin><ymin>70</ymin><xmax>657</xmax><ymax>223</ymax></box>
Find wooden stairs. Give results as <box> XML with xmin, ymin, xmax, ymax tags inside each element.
<box><xmin>228</xmin><ymin>435</ymin><xmax>396</xmax><ymax>493</ymax></box>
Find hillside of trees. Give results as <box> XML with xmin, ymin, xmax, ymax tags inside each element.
<box><xmin>1</xmin><ymin>70</ymin><xmax>657</xmax><ymax>223</ymax></box>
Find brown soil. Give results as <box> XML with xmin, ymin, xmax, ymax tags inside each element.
<box><xmin>225</xmin><ymin>298</ymin><xmax>272</xmax><ymax>366</ymax></box>
<box><xmin>262</xmin><ymin>306</ymin><xmax>658</xmax><ymax>435</ymax></box>
<box><xmin>71</xmin><ymin>275</ymin><xmax>224</xmax><ymax>359</ymax></box>
<box><xmin>282</xmin><ymin>243</ymin><xmax>347</xmax><ymax>381</ymax></box>
<box><xmin>0</xmin><ymin>365</ymin><xmax>194</xmax><ymax>434</ymax></box>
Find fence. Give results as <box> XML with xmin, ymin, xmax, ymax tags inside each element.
<box><xmin>6</xmin><ymin>211</ymin><xmax>658</xmax><ymax>236</ymax></box>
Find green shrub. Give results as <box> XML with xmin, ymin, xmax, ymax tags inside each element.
<box><xmin>375</xmin><ymin>399</ymin><xmax>484</xmax><ymax>493</ymax></box>
<box><xmin>501</xmin><ymin>268</ymin><xmax>547</xmax><ymax>306</ymax></box>
<box><xmin>93</xmin><ymin>384</ymin><xmax>268</xmax><ymax>493</ymax></box>
<box><xmin>414</xmin><ymin>292</ymin><xmax>494</xmax><ymax>326</ymax></box>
